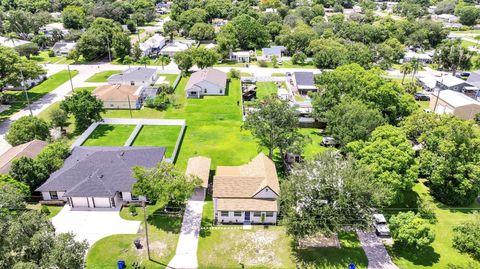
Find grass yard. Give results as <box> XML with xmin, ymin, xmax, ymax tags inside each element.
<box><xmin>387</xmin><ymin>181</ymin><xmax>480</xmax><ymax>268</ymax></box>
<box><xmin>87</xmin><ymin>209</ymin><xmax>182</xmax><ymax>269</ymax></box>
<box><xmin>256</xmin><ymin>82</ymin><xmax>278</xmax><ymax>99</ymax></box>
<box><xmin>158</xmin><ymin>73</ymin><xmax>179</xmax><ymax>86</ymax></box>
<box><xmin>82</xmin><ymin>124</ymin><xmax>135</xmax><ymax>146</ymax></box>
<box><xmin>132</xmin><ymin>125</ymin><xmax>182</xmax><ymax>158</ymax></box>
<box><xmin>30</xmin><ymin>51</ymin><xmax>64</xmax><ymax>64</ymax></box>
<box><xmin>86</xmin><ymin>70</ymin><xmax>122</xmax><ymax>82</ymax></box>
<box><xmin>26</xmin><ymin>203</ymin><xmax>63</xmax><ymax>218</ymax></box>
<box><xmin>300</xmin><ymin>128</ymin><xmax>328</xmax><ymax>159</ymax></box>
<box><xmin>417</xmin><ymin>100</ymin><xmax>430</xmax><ymax>110</ymax></box>
<box><xmin>271</xmin><ymin>72</ymin><xmax>286</xmax><ymax>77</ymax></box>
<box><xmin>0</xmin><ymin>70</ymin><xmax>79</xmax><ymax>122</ymax></box>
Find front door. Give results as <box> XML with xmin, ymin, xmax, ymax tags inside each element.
<box><xmin>245</xmin><ymin>211</ymin><xmax>250</xmax><ymax>222</ymax></box>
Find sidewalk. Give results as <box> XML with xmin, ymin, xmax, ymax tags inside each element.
<box><xmin>167</xmin><ymin>189</ymin><xmax>205</xmax><ymax>269</ymax></box>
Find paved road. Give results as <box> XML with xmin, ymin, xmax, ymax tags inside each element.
<box><xmin>357</xmin><ymin>231</ymin><xmax>399</xmax><ymax>269</ymax></box>
<box><xmin>167</xmin><ymin>188</ymin><xmax>205</xmax><ymax>269</ymax></box>
<box><xmin>0</xmin><ymin>64</ymin><xmax>127</xmax><ymax>155</ymax></box>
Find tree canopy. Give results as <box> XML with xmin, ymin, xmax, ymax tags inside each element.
<box><xmin>6</xmin><ymin>116</ymin><xmax>50</xmax><ymax>146</ymax></box>
<box><xmin>60</xmin><ymin>89</ymin><xmax>104</xmax><ymax>132</ymax></box>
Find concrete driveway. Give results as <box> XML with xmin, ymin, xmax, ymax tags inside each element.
<box><xmin>357</xmin><ymin>231</ymin><xmax>399</xmax><ymax>269</ymax></box>
<box><xmin>51</xmin><ymin>205</ymin><xmax>141</xmax><ymax>246</ymax></box>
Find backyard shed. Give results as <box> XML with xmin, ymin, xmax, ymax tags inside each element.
<box><xmin>186</xmin><ymin>156</ymin><xmax>211</xmax><ymax>196</ymax></box>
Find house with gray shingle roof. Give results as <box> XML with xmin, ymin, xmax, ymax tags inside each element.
<box><xmin>36</xmin><ymin>146</ymin><xmax>165</xmax><ymax>209</ymax></box>
<box><xmin>260</xmin><ymin>46</ymin><xmax>286</xmax><ymax>61</ymax></box>
<box><xmin>108</xmin><ymin>67</ymin><xmax>158</xmax><ymax>86</ymax></box>
<box><xmin>185</xmin><ymin>68</ymin><xmax>227</xmax><ymax>98</ymax></box>
<box><xmin>293</xmin><ymin>72</ymin><xmax>317</xmax><ymax>94</ymax></box>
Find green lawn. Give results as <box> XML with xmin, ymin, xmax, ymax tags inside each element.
<box><xmin>417</xmin><ymin>100</ymin><xmax>430</xmax><ymax>110</ymax></box>
<box><xmin>158</xmin><ymin>74</ymin><xmax>179</xmax><ymax>86</ymax></box>
<box><xmin>0</xmin><ymin>70</ymin><xmax>79</xmax><ymax>122</ymax></box>
<box><xmin>30</xmin><ymin>51</ymin><xmax>64</xmax><ymax>64</ymax></box>
<box><xmin>87</xmin><ymin>210</ymin><xmax>182</xmax><ymax>269</ymax></box>
<box><xmin>86</xmin><ymin>70</ymin><xmax>122</xmax><ymax>82</ymax></box>
<box><xmin>271</xmin><ymin>73</ymin><xmax>286</xmax><ymax>77</ymax></box>
<box><xmin>300</xmin><ymin>128</ymin><xmax>328</xmax><ymax>159</ymax></box>
<box><xmin>387</xmin><ymin>181</ymin><xmax>480</xmax><ymax>268</ymax></box>
<box><xmin>256</xmin><ymin>82</ymin><xmax>278</xmax><ymax>99</ymax></box>
<box><xmin>132</xmin><ymin>125</ymin><xmax>182</xmax><ymax>158</ymax></box>
<box><xmin>27</xmin><ymin>203</ymin><xmax>63</xmax><ymax>218</ymax></box>
<box><xmin>82</xmin><ymin>124</ymin><xmax>135</xmax><ymax>146</ymax></box>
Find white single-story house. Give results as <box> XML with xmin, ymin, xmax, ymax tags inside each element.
<box><xmin>160</xmin><ymin>40</ymin><xmax>196</xmax><ymax>57</ymax></box>
<box><xmin>416</xmin><ymin>75</ymin><xmax>438</xmax><ymax>91</ymax></box>
<box><xmin>436</xmin><ymin>75</ymin><xmax>473</xmax><ymax>92</ymax></box>
<box><xmin>36</xmin><ymin>147</ymin><xmax>165</xmax><ymax>209</ymax></box>
<box><xmin>185</xmin><ymin>68</ymin><xmax>227</xmax><ymax>98</ymax></box>
<box><xmin>293</xmin><ymin>72</ymin><xmax>317</xmax><ymax>94</ymax></box>
<box><xmin>213</xmin><ymin>153</ymin><xmax>280</xmax><ymax>225</ymax></box>
<box><xmin>108</xmin><ymin>67</ymin><xmax>158</xmax><ymax>86</ymax></box>
<box><xmin>229</xmin><ymin>51</ymin><xmax>251</xmax><ymax>62</ymax></box>
<box><xmin>40</xmin><ymin>22</ymin><xmax>70</xmax><ymax>37</ymax></box>
<box><xmin>92</xmin><ymin>84</ymin><xmax>142</xmax><ymax>109</ymax></box>
<box><xmin>403</xmin><ymin>51</ymin><xmax>433</xmax><ymax>65</ymax></box>
<box><xmin>430</xmin><ymin>90</ymin><xmax>480</xmax><ymax>120</ymax></box>
<box><xmin>140</xmin><ymin>34</ymin><xmax>166</xmax><ymax>56</ymax></box>
<box><xmin>259</xmin><ymin>46</ymin><xmax>286</xmax><ymax>61</ymax></box>
<box><xmin>52</xmin><ymin>42</ymin><xmax>76</xmax><ymax>56</ymax></box>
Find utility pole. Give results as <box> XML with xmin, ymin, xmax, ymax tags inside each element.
<box><xmin>127</xmin><ymin>95</ymin><xmax>133</xmax><ymax>119</ymax></box>
<box><xmin>142</xmin><ymin>201</ymin><xmax>151</xmax><ymax>261</ymax></box>
<box><xmin>67</xmin><ymin>65</ymin><xmax>74</xmax><ymax>92</ymax></box>
<box><xmin>10</xmin><ymin>36</ymin><xmax>32</xmax><ymax>116</ymax></box>
<box><xmin>433</xmin><ymin>76</ymin><xmax>444</xmax><ymax>113</ymax></box>
<box><xmin>106</xmin><ymin>37</ymin><xmax>112</xmax><ymax>62</ymax></box>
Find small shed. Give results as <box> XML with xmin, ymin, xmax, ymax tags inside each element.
<box><xmin>186</xmin><ymin>156</ymin><xmax>211</xmax><ymax>196</ymax></box>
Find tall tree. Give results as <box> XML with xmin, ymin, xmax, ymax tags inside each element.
<box><xmin>0</xmin><ymin>45</ymin><xmax>46</xmax><ymax>89</ymax></box>
<box><xmin>282</xmin><ymin>152</ymin><xmax>387</xmax><ymax>238</ymax></box>
<box><xmin>346</xmin><ymin>125</ymin><xmax>419</xmax><ymax>204</ymax></box>
<box><xmin>192</xmin><ymin>48</ymin><xmax>219</xmax><ymax>69</ymax></box>
<box><xmin>400</xmin><ymin>62</ymin><xmax>413</xmax><ymax>85</ymax></box>
<box><xmin>60</xmin><ymin>90</ymin><xmax>104</xmax><ymax>132</ymax></box>
<box><xmin>244</xmin><ymin>95</ymin><xmax>303</xmax><ymax>158</ymax></box>
<box><xmin>434</xmin><ymin>40</ymin><xmax>473</xmax><ymax>75</ymax></box>
<box><xmin>173</xmin><ymin>50</ymin><xmax>194</xmax><ymax>73</ymax></box>
<box><xmin>325</xmin><ymin>98</ymin><xmax>386</xmax><ymax>146</ymax></box>
<box><xmin>230</xmin><ymin>14</ymin><xmax>270</xmax><ymax>49</ymax></box>
<box><xmin>389</xmin><ymin>211</ymin><xmax>435</xmax><ymax>249</ymax></box>
<box><xmin>6</xmin><ymin>116</ymin><xmax>50</xmax><ymax>146</ymax></box>
<box><xmin>62</xmin><ymin>5</ymin><xmax>85</xmax><ymax>29</ymax></box>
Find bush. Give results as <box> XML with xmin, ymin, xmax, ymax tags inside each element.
<box><xmin>453</xmin><ymin>216</ymin><xmax>480</xmax><ymax>260</ymax></box>
<box><xmin>475</xmin><ymin>112</ymin><xmax>480</xmax><ymax>125</ymax></box>
<box><xmin>229</xmin><ymin>68</ymin><xmax>240</xmax><ymax>79</ymax></box>
<box><xmin>48</xmin><ymin>49</ymin><xmax>55</xmax><ymax>57</ymax></box>
<box><xmin>40</xmin><ymin>205</ymin><xmax>50</xmax><ymax>215</ymax></box>
<box><xmin>389</xmin><ymin>211</ymin><xmax>435</xmax><ymax>249</ymax></box>
<box><xmin>144</xmin><ymin>92</ymin><xmax>169</xmax><ymax>110</ymax></box>
<box><xmin>292</xmin><ymin>51</ymin><xmax>307</xmax><ymax>65</ymax></box>
<box><xmin>157</xmin><ymin>84</ymin><xmax>174</xmax><ymax>94</ymax></box>
<box><xmin>258</xmin><ymin>60</ymin><xmax>268</xmax><ymax>67</ymax></box>
<box><xmin>129</xmin><ymin>204</ymin><xmax>138</xmax><ymax>216</ymax></box>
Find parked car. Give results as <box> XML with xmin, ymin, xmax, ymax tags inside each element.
<box><xmin>373</xmin><ymin>214</ymin><xmax>390</xmax><ymax>237</ymax></box>
<box><xmin>286</xmin><ymin>72</ymin><xmax>291</xmax><ymax>76</ymax></box>
<box><xmin>461</xmin><ymin>72</ymin><xmax>471</xmax><ymax>77</ymax></box>
<box><xmin>414</xmin><ymin>92</ymin><xmax>430</xmax><ymax>101</ymax></box>
<box><xmin>321</xmin><ymin>137</ymin><xmax>337</xmax><ymax>146</ymax></box>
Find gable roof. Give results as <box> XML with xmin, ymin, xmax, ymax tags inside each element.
<box><xmin>36</xmin><ymin>147</ymin><xmax>165</xmax><ymax>197</ymax></box>
<box><xmin>108</xmin><ymin>67</ymin><xmax>157</xmax><ymax>83</ymax></box>
<box><xmin>186</xmin><ymin>156</ymin><xmax>211</xmax><ymax>188</ymax></box>
<box><xmin>438</xmin><ymin>75</ymin><xmax>469</xmax><ymax>87</ymax></box>
<box><xmin>262</xmin><ymin>46</ymin><xmax>286</xmax><ymax>57</ymax></box>
<box><xmin>185</xmin><ymin>68</ymin><xmax>227</xmax><ymax>90</ymax></box>
<box><xmin>467</xmin><ymin>70</ymin><xmax>480</xmax><ymax>88</ymax></box>
<box><xmin>293</xmin><ymin>72</ymin><xmax>315</xmax><ymax>87</ymax></box>
<box><xmin>0</xmin><ymin>140</ymin><xmax>48</xmax><ymax>174</ymax></box>
<box><xmin>433</xmin><ymin>90</ymin><xmax>480</xmax><ymax>108</ymax></box>
<box><xmin>213</xmin><ymin>153</ymin><xmax>280</xmax><ymax>198</ymax></box>
<box><xmin>92</xmin><ymin>84</ymin><xmax>141</xmax><ymax>102</ymax></box>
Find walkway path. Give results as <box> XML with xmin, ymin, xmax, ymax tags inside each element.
<box><xmin>167</xmin><ymin>188</ymin><xmax>205</xmax><ymax>269</ymax></box>
<box><xmin>357</xmin><ymin>231</ymin><xmax>399</xmax><ymax>269</ymax></box>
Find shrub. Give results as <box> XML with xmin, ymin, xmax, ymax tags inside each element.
<box><xmin>258</xmin><ymin>60</ymin><xmax>268</xmax><ymax>67</ymax></box>
<box><xmin>129</xmin><ymin>204</ymin><xmax>138</xmax><ymax>216</ymax></box>
<box><xmin>6</xmin><ymin>116</ymin><xmax>51</xmax><ymax>146</ymax></box>
<box><xmin>292</xmin><ymin>51</ymin><xmax>307</xmax><ymax>65</ymax></box>
<box><xmin>229</xmin><ymin>68</ymin><xmax>240</xmax><ymax>79</ymax></box>
<box><xmin>48</xmin><ymin>49</ymin><xmax>55</xmax><ymax>57</ymax></box>
<box><xmin>40</xmin><ymin>205</ymin><xmax>50</xmax><ymax>215</ymax></box>
<box><xmin>453</xmin><ymin>216</ymin><xmax>480</xmax><ymax>260</ymax></box>
<box><xmin>144</xmin><ymin>92</ymin><xmax>169</xmax><ymax>110</ymax></box>
<box><xmin>389</xmin><ymin>211</ymin><xmax>435</xmax><ymax>249</ymax></box>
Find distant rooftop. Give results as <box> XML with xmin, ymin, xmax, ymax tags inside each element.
<box><xmin>108</xmin><ymin>67</ymin><xmax>157</xmax><ymax>82</ymax></box>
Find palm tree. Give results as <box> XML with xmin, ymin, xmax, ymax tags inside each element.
<box><xmin>400</xmin><ymin>62</ymin><xmax>413</xmax><ymax>85</ymax></box>
<box><xmin>158</xmin><ymin>55</ymin><xmax>170</xmax><ymax>70</ymax></box>
<box><xmin>410</xmin><ymin>58</ymin><xmax>420</xmax><ymax>80</ymax></box>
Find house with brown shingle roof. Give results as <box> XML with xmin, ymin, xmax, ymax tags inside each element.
<box><xmin>186</xmin><ymin>156</ymin><xmax>211</xmax><ymax>196</ymax></box>
<box><xmin>92</xmin><ymin>84</ymin><xmax>142</xmax><ymax>109</ymax></box>
<box><xmin>0</xmin><ymin>140</ymin><xmax>48</xmax><ymax>174</ymax></box>
<box><xmin>185</xmin><ymin>68</ymin><xmax>227</xmax><ymax>98</ymax></box>
<box><xmin>213</xmin><ymin>153</ymin><xmax>280</xmax><ymax>224</ymax></box>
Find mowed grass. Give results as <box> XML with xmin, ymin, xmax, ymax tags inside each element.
<box><xmin>26</xmin><ymin>204</ymin><xmax>63</xmax><ymax>218</ymax></box>
<box><xmin>86</xmin><ymin>70</ymin><xmax>122</xmax><ymax>82</ymax></box>
<box><xmin>132</xmin><ymin>125</ymin><xmax>182</xmax><ymax>158</ymax></box>
<box><xmin>82</xmin><ymin>124</ymin><xmax>135</xmax><ymax>146</ymax></box>
<box><xmin>256</xmin><ymin>82</ymin><xmax>278</xmax><ymax>99</ymax></box>
<box><xmin>158</xmin><ymin>74</ymin><xmax>179</xmax><ymax>86</ymax></box>
<box><xmin>388</xmin><ymin>181</ymin><xmax>480</xmax><ymax>268</ymax></box>
<box><xmin>300</xmin><ymin>128</ymin><xmax>328</xmax><ymax>159</ymax></box>
<box><xmin>0</xmin><ymin>69</ymin><xmax>79</xmax><ymax>122</ymax></box>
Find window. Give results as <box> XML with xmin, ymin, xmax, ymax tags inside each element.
<box><xmin>204</xmin><ymin>89</ymin><xmax>207</xmax><ymax>93</ymax></box>
<box><xmin>130</xmin><ymin>81</ymin><xmax>134</xmax><ymax>85</ymax></box>
<box><xmin>234</xmin><ymin>211</ymin><xmax>242</xmax><ymax>217</ymax></box>
<box><xmin>219</xmin><ymin>90</ymin><xmax>223</xmax><ymax>94</ymax></box>
<box><xmin>221</xmin><ymin>211</ymin><xmax>229</xmax><ymax>217</ymax></box>
<box><xmin>49</xmin><ymin>191</ymin><xmax>58</xmax><ymax>200</ymax></box>
<box><xmin>253</xmin><ymin>212</ymin><xmax>261</xmax><ymax>217</ymax></box>
<box><xmin>131</xmin><ymin>194</ymin><xmax>139</xmax><ymax>201</ymax></box>
<box><xmin>266</xmin><ymin>212</ymin><xmax>274</xmax><ymax>217</ymax></box>
<box><xmin>118</xmin><ymin>192</ymin><xmax>123</xmax><ymax>198</ymax></box>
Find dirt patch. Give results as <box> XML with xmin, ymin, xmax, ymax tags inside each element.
<box><xmin>135</xmin><ymin>238</ymin><xmax>168</xmax><ymax>259</ymax></box>
<box><xmin>232</xmin><ymin>230</ymin><xmax>282</xmax><ymax>267</ymax></box>
<box><xmin>297</xmin><ymin>233</ymin><xmax>340</xmax><ymax>249</ymax></box>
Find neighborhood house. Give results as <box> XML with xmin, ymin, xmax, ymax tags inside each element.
<box><xmin>430</xmin><ymin>90</ymin><xmax>480</xmax><ymax>120</ymax></box>
<box><xmin>36</xmin><ymin>147</ymin><xmax>165</xmax><ymax>209</ymax></box>
<box><xmin>185</xmin><ymin>68</ymin><xmax>227</xmax><ymax>98</ymax></box>
<box><xmin>160</xmin><ymin>40</ymin><xmax>196</xmax><ymax>57</ymax></box>
<box><xmin>140</xmin><ymin>34</ymin><xmax>166</xmax><ymax>56</ymax></box>
<box><xmin>293</xmin><ymin>72</ymin><xmax>317</xmax><ymax>94</ymax></box>
<box><xmin>108</xmin><ymin>67</ymin><xmax>158</xmax><ymax>86</ymax></box>
<box><xmin>92</xmin><ymin>84</ymin><xmax>143</xmax><ymax>109</ymax></box>
<box><xmin>0</xmin><ymin>140</ymin><xmax>48</xmax><ymax>174</ymax></box>
<box><xmin>52</xmin><ymin>42</ymin><xmax>76</xmax><ymax>56</ymax></box>
<box><xmin>213</xmin><ymin>153</ymin><xmax>280</xmax><ymax>224</ymax></box>
<box><xmin>260</xmin><ymin>46</ymin><xmax>286</xmax><ymax>61</ymax></box>
<box><xmin>436</xmin><ymin>75</ymin><xmax>473</xmax><ymax>92</ymax></box>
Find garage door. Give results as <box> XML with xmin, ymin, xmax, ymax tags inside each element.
<box><xmin>93</xmin><ymin>197</ymin><xmax>111</xmax><ymax>208</ymax></box>
<box><xmin>71</xmin><ymin>197</ymin><xmax>89</xmax><ymax>208</ymax></box>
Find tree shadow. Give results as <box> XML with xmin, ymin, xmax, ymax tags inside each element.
<box><xmin>83</xmin><ymin>124</ymin><xmax>114</xmax><ymax>140</ymax></box>
<box><xmin>146</xmin><ymin>208</ymin><xmax>182</xmax><ymax>233</ymax></box>
<box><xmin>388</xmin><ymin>244</ymin><xmax>440</xmax><ymax>266</ymax></box>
